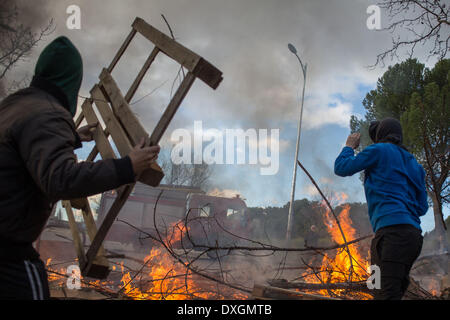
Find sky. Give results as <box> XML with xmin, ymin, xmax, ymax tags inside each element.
<box><xmin>7</xmin><ymin>0</ymin><xmax>448</xmax><ymax>232</ymax></box>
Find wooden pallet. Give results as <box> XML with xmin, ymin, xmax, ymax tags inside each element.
<box><xmin>64</xmin><ymin>17</ymin><xmax>223</xmax><ymax>279</ymax></box>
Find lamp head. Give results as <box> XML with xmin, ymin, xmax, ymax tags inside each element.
<box><xmin>288</xmin><ymin>43</ymin><xmax>297</xmax><ymax>54</ymax></box>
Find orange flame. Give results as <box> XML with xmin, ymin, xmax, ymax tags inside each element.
<box><xmin>302</xmin><ymin>193</ymin><xmax>371</xmax><ymax>299</ymax></box>
<box><xmin>46</xmin><ymin>222</ymin><xmax>247</xmax><ymax>300</ymax></box>
<box><xmin>118</xmin><ymin>222</ymin><xmax>246</xmax><ymax>300</ymax></box>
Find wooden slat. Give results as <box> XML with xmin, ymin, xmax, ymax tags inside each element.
<box><xmin>138</xmin><ymin>72</ymin><xmax>195</xmax><ymax>184</ymax></box>
<box><xmin>79</xmin><ymin>199</ymin><xmax>109</xmax><ymax>269</ymax></box>
<box><xmin>107</xmin><ymin>28</ymin><xmax>137</xmax><ymax>73</ymax></box>
<box><xmin>99</xmin><ymin>69</ymin><xmax>148</xmax><ymax>146</ymax></box>
<box><xmin>81</xmin><ymin>98</ymin><xmax>116</xmax><ymax>160</ymax></box>
<box><xmin>149</xmin><ymin>71</ymin><xmax>196</xmax><ymax>145</ymax></box>
<box><xmin>91</xmin><ymin>85</ymin><xmax>133</xmax><ymax>157</ymax></box>
<box><xmin>132</xmin><ymin>17</ymin><xmax>223</xmax><ymax>89</ymax></box>
<box><xmin>63</xmin><ymin>200</ymin><xmax>86</xmax><ymax>267</ymax></box>
<box><xmin>74</xmin><ymin>113</ymin><xmax>85</xmax><ymax>128</ymax></box>
<box><xmin>125</xmin><ymin>47</ymin><xmax>160</xmax><ymax>103</ymax></box>
<box><xmin>85</xmin><ymin>183</ymin><xmax>134</xmax><ymax>271</ymax></box>
<box><xmin>98</xmin><ymin>71</ymin><xmax>164</xmax><ymax>187</ymax></box>
<box><xmin>85</xmin><ymin>129</ymin><xmax>110</xmax><ymax>162</ymax></box>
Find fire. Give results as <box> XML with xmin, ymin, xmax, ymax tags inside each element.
<box><xmin>46</xmin><ymin>258</ymin><xmax>66</xmax><ymax>282</ymax></box>
<box><xmin>302</xmin><ymin>193</ymin><xmax>371</xmax><ymax>299</ymax></box>
<box><xmin>119</xmin><ymin>247</ymin><xmax>212</xmax><ymax>300</ymax></box>
<box><xmin>46</xmin><ymin>222</ymin><xmax>247</xmax><ymax>300</ymax></box>
<box><xmin>46</xmin><ymin>258</ymin><xmax>114</xmax><ymax>291</ymax></box>
<box><xmin>118</xmin><ymin>222</ymin><xmax>246</xmax><ymax>300</ymax></box>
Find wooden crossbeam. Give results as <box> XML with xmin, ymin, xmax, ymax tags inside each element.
<box><xmin>77</xmin><ymin>198</ymin><xmax>110</xmax><ymax>278</ymax></box>
<box><xmin>132</xmin><ymin>17</ymin><xmax>222</xmax><ymax>89</ymax></box>
<box><xmin>125</xmin><ymin>47</ymin><xmax>160</xmax><ymax>103</ymax></box>
<box><xmin>81</xmin><ymin>99</ymin><xmax>116</xmax><ymax>160</ymax></box>
<box><xmin>99</xmin><ymin>69</ymin><xmax>148</xmax><ymax>146</ymax></box>
<box><xmin>62</xmin><ymin>201</ymin><xmax>86</xmax><ymax>267</ymax></box>
<box><xmin>107</xmin><ymin>28</ymin><xmax>137</xmax><ymax>73</ymax></box>
<box><xmin>91</xmin><ymin>85</ymin><xmax>132</xmax><ymax>157</ymax></box>
<box><xmin>148</xmin><ymin>71</ymin><xmax>196</xmax><ymax>145</ymax></box>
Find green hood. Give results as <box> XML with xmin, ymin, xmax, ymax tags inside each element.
<box><xmin>33</xmin><ymin>36</ymin><xmax>83</xmax><ymax>116</ymax></box>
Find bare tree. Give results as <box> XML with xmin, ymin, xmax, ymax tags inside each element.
<box><xmin>0</xmin><ymin>0</ymin><xmax>53</xmax><ymax>93</ymax></box>
<box><xmin>159</xmin><ymin>151</ymin><xmax>213</xmax><ymax>190</ymax></box>
<box><xmin>374</xmin><ymin>0</ymin><xmax>449</xmax><ymax>67</ymax></box>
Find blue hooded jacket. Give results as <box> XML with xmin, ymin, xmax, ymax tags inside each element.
<box><xmin>334</xmin><ymin>143</ymin><xmax>428</xmax><ymax>232</ymax></box>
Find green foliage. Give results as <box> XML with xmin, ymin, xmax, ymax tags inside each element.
<box><xmin>401</xmin><ymin>59</ymin><xmax>450</xmax><ymax>161</ymax></box>
<box><xmin>247</xmin><ymin>199</ymin><xmax>372</xmax><ymax>246</ymax></box>
<box><xmin>363</xmin><ymin>59</ymin><xmax>426</xmax><ymax>120</ymax></box>
<box><xmin>352</xmin><ymin>59</ymin><xmax>428</xmax><ymax>150</ymax></box>
<box><xmin>351</xmin><ymin>59</ymin><xmax>450</xmax><ymax>212</ymax></box>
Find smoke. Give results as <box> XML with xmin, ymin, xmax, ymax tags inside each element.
<box><xmin>0</xmin><ymin>0</ymin><xmax>52</xmax><ymax>93</ymax></box>
<box><xmin>5</xmin><ymin>0</ymin><xmax>435</xmax><ymax>207</ymax></box>
<box><xmin>5</xmin><ymin>0</ymin><xmax>390</xmax><ymax>123</ymax></box>
<box><xmin>207</xmin><ymin>188</ymin><xmax>242</xmax><ymax>198</ymax></box>
<box><xmin>15</xmin><ymin>0</ymin><xmax>51</xmax><ymax>29</ymax></box>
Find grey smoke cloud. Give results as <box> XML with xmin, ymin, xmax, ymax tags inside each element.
<box><xmin>5</xmin><ymin>0</ymin><xmax>437</xmax><ymax>207</ymax></box>
<box><xmin>8</xmin><ymin>0</ymin><xmax>391</xmax><ymax>127</ymax></box>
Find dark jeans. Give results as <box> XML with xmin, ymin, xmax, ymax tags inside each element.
<box><xmin>370</xmin><ymin>224</ymin><xmax>423</xmax><ymax>300</ymax></box>
<box><xmin>0</xmin><ymin>259</ymin><xmax>50</xmax><ymax>300</ymax></box>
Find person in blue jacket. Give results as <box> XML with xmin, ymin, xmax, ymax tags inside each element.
<box><xmin>334</xmin><ymin>118</ymin><xmax>428</xmax><ymax>300</ymax></box>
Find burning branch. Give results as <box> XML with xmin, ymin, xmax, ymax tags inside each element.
<box><xmin>297</xmin><ymin>160</ymin><xmax>356</xmax><ymax>282</ymax></box>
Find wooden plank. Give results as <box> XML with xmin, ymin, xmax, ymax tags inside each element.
<box><xmin>138</xmin><ymin>72</ymin><xmax>195</xmax><ymax>185</ymax></box>
<box><xmin>99</xmin><ymin>69</ymin><xmax>148</xmax><ymax>146</ymax></box>
<box><xmin>63</xmin><ymin>200</ymin><xmax>86</xmax><ymax>267</ymax></box>
<box><xmin>107</xmin><ymin>28</ymin><xmax>137</xmax><ymax>73</ymax></box>
<box><xmin>86</xmin><ymin>129</ymin><xmax>110</xmax><ymax>162</ymax></box>
<box><xmin>80</xmin><ymin>199</ymin><xmax>110</xmax><ymax>278</ymax></box>
<box><xmin>252</xmin><ymin>284</ymin><xmax>339</xmax><ymax>300</ymax></box>
<box><xmin>139</xmin><ymin>162</ymin><xmax>164</xmax><ymax>187</ymax></box>
<box><xmin>74</xmin><ymin>113</ymin><xmax>85</xmax><ymax>128</ymax></box>
<box><xmin>81</xmin><ymin>98</ymin><xmax>116</xmax><ymax>160</ymax></box>
<box><xmin>85</xmin><ymin>183</ymin><xmax>135</xmax><ymax>274</ymax></box>
<box><xmin>90</xmin><ymin>85</ymin><xmax>133</xmax><ymax>157</ymax></box>
<box><xmin>268</xmin><ymin>279</ymin><xmax>371</xmax><ymax>292</ymax></box>
<box><xmin>125</xmin><ymin>47</ymin><xmax>160</xmax><ymax>103</ymax></box>
<box><xmin>99</xmin><ymin>70</ymin><xmax>164</xmax><ymax>187</ymax></box>
<box><xmin>149</xmin><ymin>71</ymin><xmax>196</xmax><ymax>145</ymax></box>
<box><xmin>132</xmin><ymin>17</ymin><xmax>223</xmax><ymax>89</ymax></box>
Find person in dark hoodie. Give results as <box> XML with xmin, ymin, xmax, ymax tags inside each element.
<box><xmin>0</xmin><ymin>37</ymin><xmax>160</xmax><ymax>299</ymax></box>
<box><xmin>334</xmin><ymin>118</ymin><xmax>428</xmax><ymax>299</ymax></box>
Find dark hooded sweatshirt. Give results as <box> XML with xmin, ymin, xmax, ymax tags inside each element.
<box><xmin>0</xmin><ymin>37</ymin><xmax>135</xmax><ymax>261</ymax></box>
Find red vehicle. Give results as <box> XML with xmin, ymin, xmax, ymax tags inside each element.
<box><xmin>97</xmin><ymin>183</ymin><xmax>250</xmax><ymax>254</ymax></box>
<box><xmin>36</xmin><ymin>183</ymin><xmax>249</xmax><ymax>265</ymax></box>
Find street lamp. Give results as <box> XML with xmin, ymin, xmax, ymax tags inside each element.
<box><xmin>286</xmin><ymin>43</ymin><xmax>307</xmax><ymax>241</ymax></box>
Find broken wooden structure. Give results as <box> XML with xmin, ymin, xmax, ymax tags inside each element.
<box><xmin>64</xmin><ymin>17</ymin><xmax>223</xmax><ymax>279</ymax></box>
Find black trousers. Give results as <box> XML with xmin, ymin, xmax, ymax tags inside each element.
<box><xmin>370</xmin><ymin>224</ymin><xmax>423</xmax><ymax>300</ymax></box>
<box><xmin>0</xmin><ymin>259</ymin><xmax>50</xmax><ymax>300</ymax></box>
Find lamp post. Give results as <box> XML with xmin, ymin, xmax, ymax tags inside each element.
<box><xmin>286</xmin><ymin>43</ymin><xmax>307</xmax><ymax>241</ymax></box>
